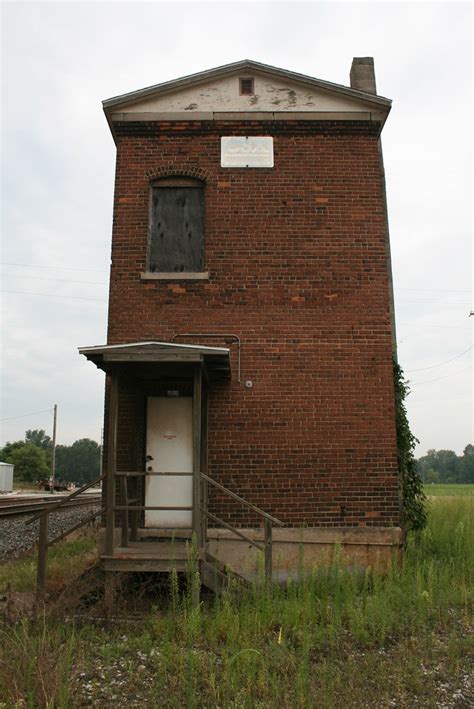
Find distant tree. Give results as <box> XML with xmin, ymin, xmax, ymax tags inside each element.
<box><xmin>417</xmin><ymin>449</ymin><xmax>460</xmax><ymax>483</ymax></box>
<box><xmin>436</xmin><ymin>450</ymin><xmax>460</xmax><ymax>483</ymax></box>
<box><xmin>25</xmin><ymin>429</ymin><xmax>52</xmax><ymax>450</ymax></box>
<box><xmin>1</xmin><ymin>432</ymin><xmax>101</xmax><ymax>486</ymax></box>
<box><xmin>424</xmin><ymin>468</ymin><xmax>440</xmax><ymax>484</ymax></box>
<box><xmin>0</xmin><ymin>440</ymin><xmax>26</xmax><ymax>462</ymax></box>
<box><xmin>55</xmin><ymin>445</ymin><xmax>73</xmax><ymax>481</ymax></box>
<box><xmin>4</xmin><ymin>443</ymin><xmax>50</xmax><ymax>482</ymax></box>
<box><xmin>460</xmin><ymin>444</ymin><xmax>474</xmax><ymax>484</ymax></box>
<box><xmin>55</xmin><ymin>438</ymin><xmax>100</xmax><ymax>485</ymax></box>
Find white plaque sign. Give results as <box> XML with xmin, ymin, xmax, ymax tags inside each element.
<box><xmin>221</xmin><ymin>136</ymin><xmax>274</xmax><ymax>168</ymax></box>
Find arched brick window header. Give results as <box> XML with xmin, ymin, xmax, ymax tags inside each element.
<box><xmin>145</xmin><ymin>166</ymin><xmax>210</xmax><ymax>183</ymax></box>
<box><xmin>150</xmin><ymin>176</ymin><xmax>204</xmax><ymax>188</ymax></box>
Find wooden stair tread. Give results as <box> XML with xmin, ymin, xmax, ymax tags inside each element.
<box><xmin>102</xmin><ymin>541</ymin><xmax>191</xmax><ymax>561</ymax></box>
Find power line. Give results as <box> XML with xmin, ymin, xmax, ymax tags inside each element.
<box><xmin>398</xmin><ymin>287</ymin><xmax>474</xmax><ymax>294</ymax></box>
<box><xmin>1</xmin><ymin>408</ymin><xmax>53</xmax><ymax>422</ymax></box>
<box><xmin>405</xmin><ymin>346</ymin><xmax>473</xmax><ymax>372</ymax></box>
<box><xmin>399</xmin><ymin>322</ymin><xmax>470</xmax><ymax>329</ymax></box>
<box><xmin>0</xmin><ymin>261</ymin><xmax>108</xmax><ymax>273</ymax></box>
<box><xmin>1</xmin><ymin>290</ymin><xmax>106</xmax><ymax>302</ymax></box>
<box><xmin>411</xmin><ymin>365</ymin><xmax>472</xmax><ymax>386</ymax></box>
<box><xmin>1</xmin><ymin>274</ymin><xmax>107</xmax><ymax>286</ymax></box>
<box><xmin>398</xmin><ymin>299</ymin><xmax>472</xmax><ymax>305</ymax></box>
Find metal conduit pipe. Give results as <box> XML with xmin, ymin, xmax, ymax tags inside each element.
<box><xmin>171</xmin><ymin>333</ymin><xmax>241</xmax><ymax>382</ymax></box>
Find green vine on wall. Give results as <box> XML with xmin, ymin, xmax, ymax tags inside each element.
<box><xmin>393</xmin><ymin>359</ymin><xmax>427</xmax><ymax>532</ymax></box>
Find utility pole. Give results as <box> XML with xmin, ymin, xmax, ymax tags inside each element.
<box><xmin>50</xmin><ymin>404</ymin><xmax>57</xmax><ymax>494</ymax></box>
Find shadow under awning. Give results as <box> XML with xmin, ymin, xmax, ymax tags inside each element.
<box><xmin>79</xmin><ymin>340</ymin><xmax>231</xmax><ymax>382</ymax></box>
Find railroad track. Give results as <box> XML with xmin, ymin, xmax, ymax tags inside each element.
<box><xmin>0</xmin><ymin>494</ymin><xmax>102</xmax><ymax>519</ymax></box>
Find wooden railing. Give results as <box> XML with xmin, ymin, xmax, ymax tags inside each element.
<box><xmin>30</xmin><ymin>468</ymin><xmax>283</xmax><ymax>598</ymax></box>
<box><xmin>113</xmin><ymin>470</ymin><xmax>194</xmax><ymax>551</ymax></box>
<box><xmin>113</xmin><ymin>470</ymin><xmax>284</xmax><ymax>583</ymax></box>
<box><xmin>199</xmin><ymin>472</ymin><xmax>284</xmax><ymax>583</ymax></box>
<box><xmin>27</xmin><ymin>474</ymin><xmax>106</xmax><ymax>598</ymax></box>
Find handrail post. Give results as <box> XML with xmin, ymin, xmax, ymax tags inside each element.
<box><xmin>201</xmin><ymin>474</ymin><xmax>208</xmax><ymax>551</ymax></box>
<box><xmin>130</xmin><ymin>486</ymin><xmax>138</xmax><ymax>543</ymax></box>
<box><xmin>192</xmin><ymin>367</ymin><xmax>202</xmax><ymax>549</ymax></box>
<box><xmin>264</xmin><ymin>518</ymin><xmax>273</xmax><ymax>585</ymax></box>
<box><xmin>120</xmin><ymin>476</ymin><xmax>129</xmax><ymax>547</ymax></box>
<box><xmin>105</xmin><ymin>374</ymin><xmax>119</xmax><ymax>556</ymax></box>
<box><xmin>36</xmin><ymin>512</ymin><xmax>49</xmax><ymax>599</ymax></box>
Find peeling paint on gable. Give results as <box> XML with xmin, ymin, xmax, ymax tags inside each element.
<box><xmin>116</xmin><ymin>71</ymin><xmax>376</xmax><ymax>115</ymax></box>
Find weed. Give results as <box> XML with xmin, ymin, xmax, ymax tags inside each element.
<box><xmin>0</xmin><ymin>495</ymin><xmax>472</xmax><ymax>707</ymax></box>
<box><xmin>0</xmin><ymin>535</ymin><xmax>97</xmax><ymax>594</ymax></box>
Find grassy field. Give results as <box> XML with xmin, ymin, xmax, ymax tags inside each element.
<box><xmin>424</xmin><ymin>483</ymin><xmax>474</xmax><ymax>497</ymax></box>
<box><xmin>0</xmin><ymin>495</ymin><xmax>472</xmax><ymax>707</ymax></box>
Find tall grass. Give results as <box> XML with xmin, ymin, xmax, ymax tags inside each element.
<box><xmin>148</xmin><ymin>495</ymin><xmax>473</xmax><ymax>705</ymax></box>
<box><xmin>0</xmin><ymin>496</ymin><xmax>472</xmax><ymax>707</ymax></box>
<box><xmin>424</xmin><ymin>483</ymin><xmax>474</xmax><ymax>497</ymax></box>
<box><xmin>0</xmin><ymin>536</ymin><xmax>97</xmax><ymax>594</ymax></box>
<box><xmin>0</xmin><ymin>619</ymin><xmax>77</xmax><ymax>708</ymax></box>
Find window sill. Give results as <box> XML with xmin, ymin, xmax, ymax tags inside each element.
<box><xmin>140</xmin><ymin>271</ymin><xmax>210</xmax><ymax>281</ymax></box>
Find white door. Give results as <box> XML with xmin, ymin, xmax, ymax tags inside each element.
<box><xmin>145</xmin><ymin>396</ymin><xmax>193</xmax><ymax>528</ymax></box>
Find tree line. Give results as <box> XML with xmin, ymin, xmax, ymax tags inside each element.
<box><xmin>0</xmin><ymin>429</ymin><xmax>100</xmax><ymax>485</ymax></box>
<box><xmin>417</xmin><ymin>445</ymin><xmax>474</xmax><ymax>484</ymax></box>
<box><xmin>1</xmin><ymin>429</ymin><xmax>472</xmax><ymax>488</ymax></box>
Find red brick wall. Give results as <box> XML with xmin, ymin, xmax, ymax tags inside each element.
<box><xmin>106</xmin><ymin>120</ymin><xmax>401</xmax><ymax>528</ymax></box>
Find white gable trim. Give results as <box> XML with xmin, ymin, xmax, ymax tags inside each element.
<box><xmin>79</xmin><ymin>341</ymin><xmax>230</xmax><ymax>356</ymax></box>
<box><xmin>103</xmin><ymin>59</ymin><xmax>391</xmax><ymax>111</ymax></box>
<box><xmin>110</xmin><ymin>110</ymin><xmax>386</xmax><ymax>123</ymax></box>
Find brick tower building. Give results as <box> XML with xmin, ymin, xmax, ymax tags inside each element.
<box><xmin>81</xmin><ymin>58</ymin><xmax>401</xmax><ymax>585</ymax></box>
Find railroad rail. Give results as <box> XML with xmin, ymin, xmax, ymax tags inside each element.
<box><xmin>0</xmin><ymin>493</ymin><xmax>102</xmax><ymax>519</ymax></box>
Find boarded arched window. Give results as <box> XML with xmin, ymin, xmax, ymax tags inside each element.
<box><xmin>148</xmin><ymin>177</ymin><xmax>204</xmax><ymax>273</ymax></box>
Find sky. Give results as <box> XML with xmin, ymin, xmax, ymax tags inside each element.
<box><xmin>0</xmin><ymin>1</ymin><xmax>472</xmax><ymax>456</ymax></box>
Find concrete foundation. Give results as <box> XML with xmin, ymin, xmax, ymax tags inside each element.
<box><xmin>207</xmin><ymin>526</ymin><xmax>402</xmax><ymax>579</ymax></box>
<box><xmin>100</xmin><ymin>526</ymin><xmax>403</xmax><ymax>580</ymax></box>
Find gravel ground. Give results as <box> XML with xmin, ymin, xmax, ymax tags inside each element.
<box><xmin>0</xmin><ymin>504</ymin><xmax>101</xmax><ymax>559</ymax></box>
<box><xmin>69</xmin><ymin>630</ymin><xmax>474</xmax><ymax>709</ymax></box>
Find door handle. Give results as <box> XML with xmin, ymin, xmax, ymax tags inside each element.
<box><xmin>146</xmin><ymin>455</ymin><xmax>154</xmax><ymax>462</ymax></box>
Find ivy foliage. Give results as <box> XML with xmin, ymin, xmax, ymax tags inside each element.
<box><xmin>393</xmin><ymin>359</ymin><xmax>427</xmax><ymax>531</ymax></box>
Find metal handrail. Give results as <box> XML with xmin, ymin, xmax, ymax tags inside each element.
<box><xmin>33</xmin><ymin>477</ymin><xmax>105</xmax><ymax>598</ymax></box>
<box><xmin>200</xmin><ymin>472</ymin><xmax>283</xmax><ymax>526</ymax></box>
<box><xmin>202</xmin><ymin>508</ymin><xmax>265</xmax><ymax>551</ymax></box>
<box><xmin>200</xmin><ymin>472</ymin><xmax>282</xmax><ymax>584</ymax></box>
<box><xmin>114</xmin><ymin>505</ymin><xmax>193</xmax><ymax>511</ymax></box>
<box><xmin>115</xmin><ymin>471</ymin><xmax>192</xmax><ymax>476</ymax></box>
<box><xmin>27</xmin><ymin>473</ymin><xmax>106</xmax><ymax>525</ymax></box>
<box><xmin>47</xmin><ymin>507</ymin><xmax>106</xmax><ymax>547</ymax></box>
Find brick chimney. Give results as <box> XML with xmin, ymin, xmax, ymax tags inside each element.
<box><xmin>350</xmin><ymin>57</ymin><xmax>377</xmax><ymax>94</ymax></box>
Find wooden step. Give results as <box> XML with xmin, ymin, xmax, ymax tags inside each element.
<box><xmin>200</xmin><ymin>553</ymin><xmax>250</xmax><ymax>593</ymax></box>
<box><xmin>101</xmin><ymin>542</ymin><xmax>250</xmax><ymax>592</ymax></box>
<box><xmin>136</xmin><ymin>529</ymin><xmax>193</xmax><ymax>543</ymax></box>
<box><xmin>102</xmin><ymin>557</ymin><xmax>188</xmax><ymax>572</ymax></box>
<box><xmin>200</xmin><ymin>560</ymin><xmax>229</xmax><ymax>593</ymax></box>
<box><xmin>101</xmin><ymin>541</ymin><xmax>193</xmax><ymax>572</ymax></box>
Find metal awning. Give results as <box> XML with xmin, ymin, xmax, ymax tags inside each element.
<box><xmin>79</xmin><ymin>341</ymin><xmax>231</xmax><ymax>381</ymax></box>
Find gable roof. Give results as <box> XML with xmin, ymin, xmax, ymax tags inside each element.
<box><xmin>102</xmin><ymin>59</ymin><xmax>391</xmax><ymax>140</ymax></box>
<box><xmin>103</xmin><ymin>59</ymin><xmax>391</xmax><ymax>111</ymax></box>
